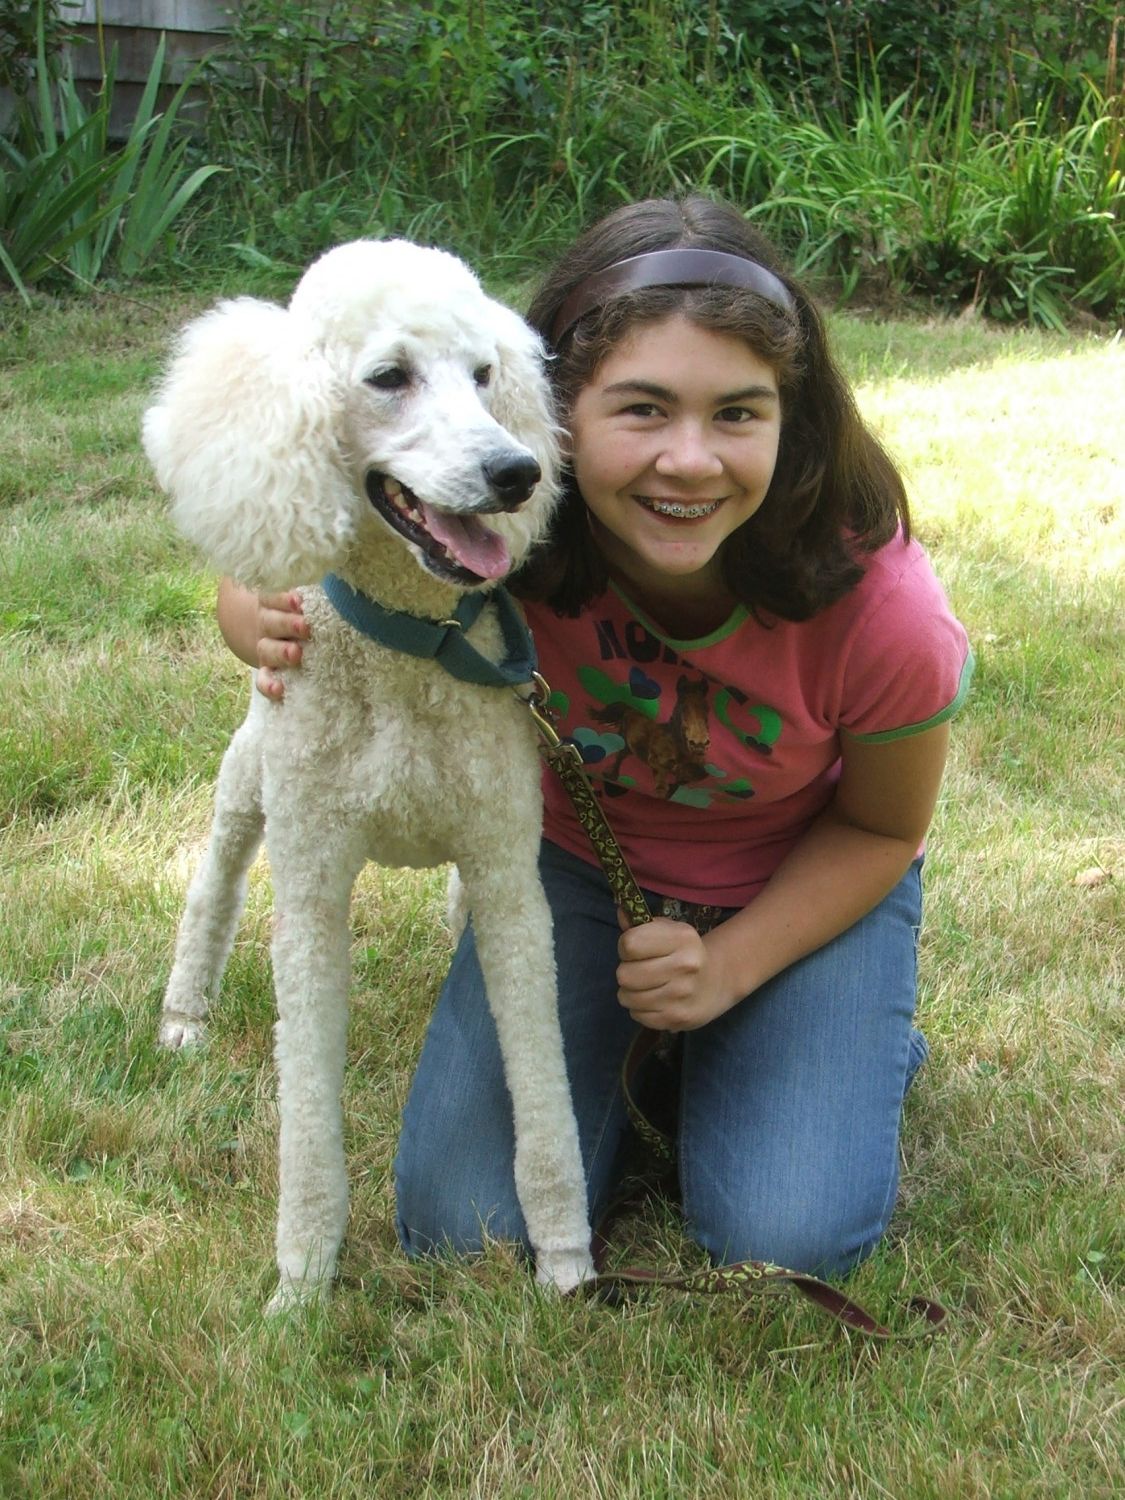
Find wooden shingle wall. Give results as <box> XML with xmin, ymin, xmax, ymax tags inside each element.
<box><xmin>69</xmin><ymin>0</ymin><xmax>231</xmax><ymax>135</ymax></box>
<box><xmin>4</xmin><ymin>0</ymin><xmax>232</xmax><ymax>138</ymax></box>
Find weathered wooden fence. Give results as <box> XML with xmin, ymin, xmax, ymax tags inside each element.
<box><xmin>70</xmin><ymin>0</ymin><xmax>230</xmax><ymax>133</ymax></box>
<box><xmin>2</xmin><ymin>0</ymin><xmax>231</xmax><ymax>137</ymax></box>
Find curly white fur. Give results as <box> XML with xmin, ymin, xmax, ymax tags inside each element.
<box><xmin>145</xmin><ymin>240</ymin><xmax>593</xmax><ymax>1309</ymax></box>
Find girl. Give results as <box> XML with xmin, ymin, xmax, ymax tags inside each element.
<box><xmin>218</xmin><ymin>195</ymin><xmax>972</xmax><ymax>1278</ymax></box>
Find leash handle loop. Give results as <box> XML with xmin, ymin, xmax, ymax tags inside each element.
<box><xmin>591</xmin><ymin>1261</ymin><xmax>948</xmax><ymax>1340</ymax></box>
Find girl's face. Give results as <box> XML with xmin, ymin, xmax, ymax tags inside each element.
<box><xmin>567</xmin><ymin>313</ymin><xmax>781</xmax><ymax>609</ymax></box>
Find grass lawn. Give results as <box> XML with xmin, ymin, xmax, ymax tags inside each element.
<box><xmin>0</xmin><ymin>280</ymin><xmax>1121</xmax><ymax>1498</ymax></box>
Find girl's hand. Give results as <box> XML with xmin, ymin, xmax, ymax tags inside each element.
<box><xmin>615</xmin><ymin>913</ymin><xmax>739</xmax><ymax>1032</ymax></box>
<box><xmin>249</xmin><ymin>590</ymin><xmax>307</xmax><ymax>699</ymax></box>
<box><xmin>253</xmin><ymin>590</ymin><xmax>309</xmax><ymax>700</ymax></box>
<box><xmin>217</xmin><ymin>579</ymin><xmax>310</xmax><ymax>699</ymax></box>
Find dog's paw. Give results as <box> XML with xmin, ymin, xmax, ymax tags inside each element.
<box><xmin>157</xmin><ymin>1013</ymin><xmax>207</xmax><ymax>1049</ymax></box>
<box><xmin>265</xmin><ymin>1276</ymin><xmax>330</xmax><ymax>1318</ymax></box>
<box><xmin>534</xmin><ymin>1247</ymin><xmax>596</xmax><ymax>1295</ymax></box>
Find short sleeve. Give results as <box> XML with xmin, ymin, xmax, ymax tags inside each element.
<box><xmin>839</xmin><ymin>543</ymin><xmax>974</xmax><ymax>742</ymax></box>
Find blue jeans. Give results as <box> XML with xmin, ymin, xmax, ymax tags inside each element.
<box><xmin>394</xmin><ymin>840</ymin><xmax>928</xmax><ymax>1279</ymax></box>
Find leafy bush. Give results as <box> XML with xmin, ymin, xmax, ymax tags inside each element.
<box><xmin>183</xmin><ymin>0</ymin><xmax>1122</xmax><ymax>324</ymax></box>
<box><xmin>0</xmin><ymin>7</ymin><xmax>222</xmax><ymax>298</ymax></box>
<box><xmin>7</xmin><ymin>0</ymin><xmax>1122</xmax><ymax>323</ymax></box>
<box><xmin>0</xmin><ymin>0</ymin><xmax>76</xmax><ymax>97</ymax></box>
<box><xmin>711</xmin><ymin>0</ymin><xmax>1122</xmax><ymax>126</ymax></box>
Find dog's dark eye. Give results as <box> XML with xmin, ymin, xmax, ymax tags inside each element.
<box><xmin>366</xmin><ymin>367</ymin><xmax>409</xmax><ymax>391</ymax></box>
<box><xmin>473</xmin><ymin>365</ymin><xmax>492</xmax><ymax>388</ymax></box>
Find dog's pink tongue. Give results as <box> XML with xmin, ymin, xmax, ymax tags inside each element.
<box><xmin>421</xmin><ymin>504</ymin><xmax>511</xmax><ymax>581</ymax></box>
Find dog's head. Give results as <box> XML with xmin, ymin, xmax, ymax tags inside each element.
<box><xmin>143</xmin><ymin>240</ymin><xmax>559</xmax><ymax>603</ymax></box>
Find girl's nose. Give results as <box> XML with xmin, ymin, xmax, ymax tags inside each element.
<box><xmin>653</xmin><ymin>421</ymin><xmax>724</xmax><ymax>480</ymax></box>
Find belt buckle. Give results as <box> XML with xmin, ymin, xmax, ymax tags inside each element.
<box><xmin>657</xmin><ymin>896</ymin><xmax>725</xmax><ymax>934</ymax></box>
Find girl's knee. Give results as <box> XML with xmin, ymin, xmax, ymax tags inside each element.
<box><xmin>686</xmin><ymin>1195</ymin><xmax>892</xmax><ymax>1279</ymax></box>
<box><xmin>395</xmin><ymin>1206</ymin><xmax>523</xmax><ymax>1261</ymax></box>
<box><xmin>393</xmin><ymin>1150</ymin><xmax>528</xmax><ymax>1261</ymax></box>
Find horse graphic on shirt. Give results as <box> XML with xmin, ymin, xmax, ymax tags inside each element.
<box><xmin>592</xmin><ymin>675</ymin><xmax>711</xmax><ymax>799</ymax></box>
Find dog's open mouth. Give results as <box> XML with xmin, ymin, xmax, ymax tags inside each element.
<box><xmin>366</xmin><ymin>472</ymin><xmax>511</xmax><ymax>585</ymax></box>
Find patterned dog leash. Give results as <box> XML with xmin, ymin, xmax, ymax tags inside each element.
<box><xmin>520</xmin><ymin>672</ymin><xmax>654</xmax><ymax>928</ymax></box>
<box><xmin>517</xmin><ymin>673</ymin><xmax>948</xmax><ymax>1340</ymax></box>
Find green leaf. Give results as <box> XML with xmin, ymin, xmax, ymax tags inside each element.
<box><xmin>282</xmin><ymin>1410</ymin><xmax>312</xmax><ymax>1439</ymax></box>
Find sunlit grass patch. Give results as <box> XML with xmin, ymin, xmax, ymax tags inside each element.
<box><xmin>856</xmin><ymin>334</ymin><xmax>1125</xmax><ymax>579</ymax></box>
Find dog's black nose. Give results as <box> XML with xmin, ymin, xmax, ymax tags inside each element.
<box><xmin>482</xmin><ymin>451</ymin><xmax>541</xmax><ymax>510</ymax></box>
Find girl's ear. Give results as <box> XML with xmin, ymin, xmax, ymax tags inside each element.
<box><xmin>143</xmin><ymin>298</ymin><xmax>357</xmax><ymax>589</ymax></box>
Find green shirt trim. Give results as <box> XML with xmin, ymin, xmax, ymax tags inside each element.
<box><xmin>845</xmin><ymin>650</ymin><xmax>976</xmax><ymax>744</ymax></box>
<box><xmin>608</xmin><ymin>581</ymin><xmax>748</xmax><ymax>650</ymax></box>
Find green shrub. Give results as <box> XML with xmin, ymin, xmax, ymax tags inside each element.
<box><xmin>651</xmin><ymin>67</ymin><xmax>1124</xmax><ymax>325</ymax></box>
<box><xmin>0</xmin><ymin>0</ymin><xmax>76</xmax><ymax>97</ymax></box>
<box><xmin>7</xmin><ymin>0</ymin><xmax>1122</xmax><ymax>323</ymax></box>
<box><xmin>0</xmin><ymin>6</ymin><xmax>222</xmax><ymax>298</ymax></box>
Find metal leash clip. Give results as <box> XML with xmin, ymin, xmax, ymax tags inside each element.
<box><xmin>520</xmin><ymin>670</ymin><xmax>565</xmax><ymax>747</ymax></box>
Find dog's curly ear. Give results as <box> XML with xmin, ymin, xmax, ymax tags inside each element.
<box><xmin>144</xmin><ymin>297</ymin><xmax>357</xmax><ymax>589</ymax></box>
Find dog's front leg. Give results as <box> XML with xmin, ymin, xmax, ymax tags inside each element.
<box><xmin>160</xmin><ymin>714</ymin><xmax>265</xmax><ymax>1048</ymax></box>
<box><xmin>460</xmin><ymin>855</ymin><xmax>594</xmax><ymax>1293</ymax></box>
<box><xmin>265</xmin><ymin>829</ymin><xmax>365</xmax><ymax>1313</ymax></box>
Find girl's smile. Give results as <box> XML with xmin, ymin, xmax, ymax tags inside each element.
<box><xmin>638</xmin><ymin>498</ymin><xmax>721</xmax><ymax>519</ymax></box>
<box><xmin>567</xmin><ymin>314</ymin><xmax>781</xmax><ymax>625</ymax></box>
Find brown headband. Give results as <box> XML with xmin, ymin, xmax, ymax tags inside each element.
<box><xmin>549</xmin><ymin>248</ymin><xmax>797</xmax><ymax>345</ymax></box>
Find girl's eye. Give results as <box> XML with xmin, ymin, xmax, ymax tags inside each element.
<box><xmin>366</xmin><ymin>367</ymin><xmax>409</xmax><ymax>390</ymax></box>
<box><xmin>717</xmin><ymin>405</ymin><xmax>755</xmax><ymax>423</ymax></box>
<box><xmin>621</xmin><ymin>402</ymin><xmax>663</xmax><ymax>418</ymax></box>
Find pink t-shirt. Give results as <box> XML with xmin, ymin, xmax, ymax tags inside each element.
<box><xmin>525</xmin><ymin>534</ymin><xmax>973</xmax><ymax>905</ymax></box>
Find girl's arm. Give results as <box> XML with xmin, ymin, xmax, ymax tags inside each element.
<box><xmin>216</xmin><ymin>577</ymin><xmax>309</xmax><ymax>698</ymax></box>
<box><xmin>616</xmin><ymin>723</ymin><xmax>951</xmax><ymax>1031</ymax></box>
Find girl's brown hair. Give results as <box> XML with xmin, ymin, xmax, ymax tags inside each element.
<box><xmin>514</xmin><ymin>194</ymin><xmax>910</xmax><ymax>621</ymax></box>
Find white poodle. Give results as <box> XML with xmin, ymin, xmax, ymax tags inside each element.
<box><xmin>143</xmin><ymin>239</ymin><xmax>593</xmax><ymax>1309</ymax></box>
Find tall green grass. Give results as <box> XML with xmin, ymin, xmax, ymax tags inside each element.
<box><xmin>172</xmin><ymin>1</ymin><xmax>1125</xmax><ymax>326</ymax></box>
<box><xmin>642</xmin><ymin>70</ymin><xmax>1125</xmax><ymax>328</ymax></box>
<box><xmin>0</xmin><ymin>283</ymin><xmax>1121</xmax><ymax>1496</ymax></box>
<box><xmin>197</xmin><ymin>63</ymin><xmax>1125</xmax><ymax>329</ymax></box>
